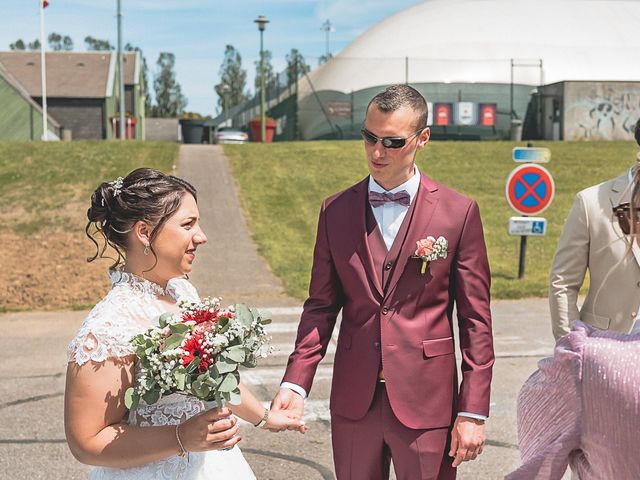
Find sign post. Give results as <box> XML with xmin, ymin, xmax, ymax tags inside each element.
<box><xmin>505</xmin><ymin>150</ymin><xmax>555</xmax><ymax>278</ymax></box>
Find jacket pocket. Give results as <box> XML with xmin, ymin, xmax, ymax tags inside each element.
<box><xmin>422</xmin><ymin>337</ymin><xmax>454</xmax><ymax>358</ymax></box>
<box><xmin>581</xmin><ymin>311</ymin><xmax>611</xmax><ymax>330</ymax></box>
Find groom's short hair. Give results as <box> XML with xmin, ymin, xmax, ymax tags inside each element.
<box><xmin>367</xmin><ymin>84</ymin><xmax>429</xmax><ymax>130</ymax></box>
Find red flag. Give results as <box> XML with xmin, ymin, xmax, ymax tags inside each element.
<box><xmin>42</xmin><ymin>1</ymin><xmax>49</xmax><ymax>7</ymax></box>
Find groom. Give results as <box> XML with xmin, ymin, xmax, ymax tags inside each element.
<box><xmin>273</xmin><ymin>85</ymin><xmax>494</xmax><ymax>479</ymax></box>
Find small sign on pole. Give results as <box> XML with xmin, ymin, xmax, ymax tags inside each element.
<box><xmin>512</xmin><ymin>147</ymin><xmax>551</xmax><ymax>163</ymax></box>
<box><xmin>508</xmin><ymin>217</ymin><xmax>547</xmax><ymax>236</ymax></box>
<box><xmin>506</xmin><ymin>150</ymin><xmax>554</xmax><ymax>279</ymax></box>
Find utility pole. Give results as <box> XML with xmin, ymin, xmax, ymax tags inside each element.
<box><xmin>320</xmin><ymin>19</ymin><xmax>334</xmax><ymax>60</ymax></box>
<box><xmin>117</xmin><ymin>0</ymin><xmax>125</xmax><ymax>140</ymax></box>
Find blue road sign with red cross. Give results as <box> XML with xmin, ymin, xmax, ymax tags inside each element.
<box><xmin>505</xmin><ymin>164</ymin><xmax>555</xmax><ymax>215</ymax></box>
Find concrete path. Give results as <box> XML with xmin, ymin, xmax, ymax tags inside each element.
<box><xmin>0</xmin><ymin>145</ymin><xmax>570</xmax><ymax>479</ymax></box>
<box><xmin>177</xmin><ymin>144</ymin><xmax>296</xmax><ymax>307</ymax></box>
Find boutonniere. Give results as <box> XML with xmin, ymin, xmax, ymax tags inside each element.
<box><xmin>413</xmin><ymin>236</ymin><xmax>448</xmax><ymax>274</ymax></box>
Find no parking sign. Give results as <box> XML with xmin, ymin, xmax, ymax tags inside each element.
<box><xmin>505</xmin><ymin>164</ymin><xmax>555</xmax><ymax>216</ymax></box>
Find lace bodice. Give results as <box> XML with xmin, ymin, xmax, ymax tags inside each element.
<box><xmin>67</xmin><ymin>271</ymin><xmax>255</xmax><ymax>480</ymax></box>
<box><xmin>67</xmin><ymin>270</ymin><xmax>198</xmax><ymax>366</ymax></box>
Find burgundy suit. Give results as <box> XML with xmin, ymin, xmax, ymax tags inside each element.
<box><xmin>283</xmin><ymin>173</ymin><xmax>494</xmax><ymax>479</ymax></box>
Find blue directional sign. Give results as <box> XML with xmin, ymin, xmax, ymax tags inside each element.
<box><xmin>512</xmin><ymin>147</ymin><xmax>551</xmax><ymax>163</ymax></box>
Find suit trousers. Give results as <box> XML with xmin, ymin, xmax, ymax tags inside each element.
<box><xmin>331</xmin><ymin>383</ymin><xmax>456</xmax><ymax>480</ymax></box>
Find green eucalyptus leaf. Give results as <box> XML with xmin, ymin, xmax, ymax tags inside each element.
<box><xmin>226</xmin><ymin>346</ymin><xmax>246</xmax><ymax>363</ymax></box>
<box><xmin>142</xmin><ymin>388</ymin><xmax>160</xmax><ymax>405</ymax></box>
<box><xmin>227</xmin><ymin>389</ymin><xmax>241</xmax><ymax>405</ymax></box>
<box><xmin>217</xmin><ymin>372</ymin><xmax>239</xmax><ymax>393</ymax></box>
<box><xmin>214</xmin><ymin>358</ymin><xmax>237</xmax><ymax>374</ymax></box>
<box><xmin>124</xmin><ymin>387</ymin><xmax>139</xmax><ymax>410</ymax></box>
<box><xmin>174</xmin><ymin>370</ymin><xmax>186</xmax><ymax>390</ymax></box>
<box><xmin>169</xmin><ymin>323</ymin><xmax>190</xmax><ymax>335</ymax></box>
<box><xmin>164</xmin><ymin>333</ymin><xmax>184</xmax><ymax>351</ymax></box>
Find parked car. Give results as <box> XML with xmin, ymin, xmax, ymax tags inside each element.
<box><xmin>215</xmin><ymin>127</ymin><xmax>249</xmax><ymax>144</ymax></box>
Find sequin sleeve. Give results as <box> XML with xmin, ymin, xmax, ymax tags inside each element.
<box><xmin>505</xmin><ymin>325</ymin><xmax>586</xmax><ymax>479</ymax></box>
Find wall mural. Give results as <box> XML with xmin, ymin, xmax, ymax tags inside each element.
<box><xmin>564</xmin><ymin>83</ymin><xmax>640</xmax><ymax>141</ymax></box>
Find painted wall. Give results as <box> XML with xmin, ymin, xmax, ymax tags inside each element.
<box><xmin>0</xmin><ymin>75</ymin><xmax>58</xmax><ymax>140</ymax></box>
<box><xmin>564</xmin><ymin>82</ymin><xmax>640</xmax><ymax>141</ymax></box>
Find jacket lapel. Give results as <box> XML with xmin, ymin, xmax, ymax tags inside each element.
<box><xmin>349</xmin><ymin>178</ymin><xmax>384</xmax><ymax>299</ymax></box>
<box><xmin>384</xmin><ymin>174</ymin><xmax>440</xmax><ymax>300</ymax></box>
<box><xmin>609</xmin><ymin>173</ymin><xmax>640</xmax><ymax>267</ymax></box>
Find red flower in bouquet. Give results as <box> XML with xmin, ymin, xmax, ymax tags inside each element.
<box><xmin>183</xmin><ymin>308</ymin><xmax>219</xmax><ymax>325</ymax></box>
<box><xmin>180</xmin><ymin>332</ymin><xmax>211</xmax><ymax>373</ymax></box>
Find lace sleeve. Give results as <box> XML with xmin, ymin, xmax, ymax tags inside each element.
<box><xmin>168</xmin><ymin>278</ymin><xmax>200</xmax><ymax>303</ymax></box>
<box><xmin>67</xmin><ymin>296</ymin><xmax>141</xmax><ymax>366</ymax></box>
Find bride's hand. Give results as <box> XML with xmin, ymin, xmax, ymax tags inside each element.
<box><xmin>178</xmin><ymin>407</ymin><xmax>241</xmax><ymax>452</ymax></box>
<box><xmin>264</xmin><ymin>409</ymin><xmax>306</xmax><ymax>433</ymax></box>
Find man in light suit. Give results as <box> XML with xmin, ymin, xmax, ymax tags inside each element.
<box><xmin>272</xmin><ymin>85</ymin><xmax>494</xmax><ymax>479</ymax></box>
<box><xmin>549</xmin><ymin>119</ymin><xmax>640</xmax><ymax>340</ymax></box>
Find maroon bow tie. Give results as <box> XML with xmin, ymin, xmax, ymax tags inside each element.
<box><xmin>368</xmin><ymin>190</ymin><xmax>411</xmax><ymax>208</ymax></box>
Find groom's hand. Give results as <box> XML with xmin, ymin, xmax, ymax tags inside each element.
<box><xmin>271</xmin><ymin>388</ymin><xmax>305</xmax><ymax>432</ymax></box>
<box><xmin>449</xmin><ymin>416</ymin><xmax>485</xmax><ymax>467</ymax></box>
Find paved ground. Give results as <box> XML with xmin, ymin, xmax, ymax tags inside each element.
<box><xmin>0</xmin><ymin>145</ymin><xmax>569</xmax><ymax>479</ymax></box>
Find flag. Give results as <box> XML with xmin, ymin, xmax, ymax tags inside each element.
<box><xmin>42</xmin><ymin>1</ymin><xmax>49</xmax><ymax>7</ymax></box>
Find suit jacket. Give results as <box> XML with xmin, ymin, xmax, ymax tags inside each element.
<box><xmin>549</xmin><ymin>174</ymin><xmax>640</xmax><ymax>340</ymax></box>
<box><xmin>282</xmin><ymin>173</ymin><xmax>494</xmax><ymax>430</ymax></box>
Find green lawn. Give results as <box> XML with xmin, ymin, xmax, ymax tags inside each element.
<box><xmin>225</xmin><ymin>140</ymin><xmax>638</xmax><ymax>300</ymax></box>
<box><xmin>0</xmin><ymin>141</ymin><xmax>178</xmax><ymax>234</ymax></box>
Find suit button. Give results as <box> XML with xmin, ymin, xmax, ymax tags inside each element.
<box><xmin>385</xmin><ymin>262</ymin><xmax>393</xmax><ymax>270</ymax></box>
<box><xmin>382</xmin><ymin>306</ymin><xmax>389</xmax><ymax>315</ymax></box>
<box><xmin>374</xmin><ymin>341</ymin><xmax>380</xmax><ymax>349</ymax></box>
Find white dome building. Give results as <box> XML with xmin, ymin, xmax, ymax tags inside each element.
<box><xmin>294</xmin><ymin>0</ymin><xmax>640</xmax><ymax>141</ymax></box>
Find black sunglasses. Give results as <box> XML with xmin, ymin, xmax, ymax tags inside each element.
<box><xmin>360</xmin><ymin>127</ymin><xmax>423</xmax><ymax>149</ymax></box>
<box><xmin>613</xmin><ymin>202</ymin><xmax>640</xmax><ymax>235</ymax></box>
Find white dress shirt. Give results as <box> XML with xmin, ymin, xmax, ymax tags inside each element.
<box><xmin>283</xmin><ymin>167</ymin><xmax>486</xmax><ymax>421</ymax></box>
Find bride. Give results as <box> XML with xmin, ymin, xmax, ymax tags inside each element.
<box><xmin>64</xmin><ymin>168</ymin><xmax>303</xmax><ymax>479</ymax></box>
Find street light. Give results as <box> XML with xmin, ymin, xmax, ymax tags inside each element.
<box><xmin>254</xmin><ymin>15</ymin><xmax>269</xmax><ymax>143</ymax></box>
<box><xmin>220</xmin><ymin>84</ymin><xmax>231</xmax><ymax>126</ymax></box>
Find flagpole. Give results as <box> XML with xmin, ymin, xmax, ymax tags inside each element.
<box><xmin>39</xmin><ymin>0</ymin><xmax>48</xmax><ymax>141</ymax></box>
<box><xmin>117</xmin><ymin>0</ymin><xmax>125</xmax><ymax>140</ymax></box>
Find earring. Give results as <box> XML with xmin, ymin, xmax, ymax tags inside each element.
<box><xmin>143</xmin><ymin>244</ymin><xmax>150</xmax><ymax>256</ymax></box>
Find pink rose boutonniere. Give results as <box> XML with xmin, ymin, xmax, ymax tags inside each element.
<box><xmin>413</xmin><ymin>236</ymin><xmax>448</xmax><ymax>274</ymax></box>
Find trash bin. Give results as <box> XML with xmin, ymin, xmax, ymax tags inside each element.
<box><xmin>180</xmin><ymin>119</ymin><xmax>206</xmax><ymax>144</ymax></box>
<box><xmin>111</xmin><ymin>116</ymin><xmax>137</xmax><ymax>139</ymax></box>
<box><xmin>510</xmin><ymin>119</ymin><xmax>523</xmax><ymax>141</ymax></box>
<box><xmin>248</xmin><ymin>118</ymin><xmax>276</xmax><ymax>143</ymax></box>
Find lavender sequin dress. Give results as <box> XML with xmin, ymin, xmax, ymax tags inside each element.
<box><xmin>506</xmin><ymin>321</ymin><xmax>640</xmax><ymax>479</ymax></box>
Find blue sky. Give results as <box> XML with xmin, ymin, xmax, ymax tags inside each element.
<box><xmin>1</xmin><ymin>1</ymin><xmax>421</xmax><ymax>116</ymax></box>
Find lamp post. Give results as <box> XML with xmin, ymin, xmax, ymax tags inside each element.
<box><xmin>220</xmin><ymin>84</ymin><xmax>231</xmax><ymax>126</ymax></box>
<box><xmin>254</xmin><ymin>15</ymin><xmax>269</xmax><ymax>143</ymax></box>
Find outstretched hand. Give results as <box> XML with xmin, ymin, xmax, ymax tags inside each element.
<box><xmin>271</xmin><ymin>388</ymin><xmax>306</xmax><ymax>433</ymax></box>
<box><xmin>449</xmin><ymin>416</ymin><xmax>485</xmax><ymax>467</ymax></box>
<box><xmin>264</xmin><ymin>409</ymin><xmax>306</xmax><ymax>433</ymax></box>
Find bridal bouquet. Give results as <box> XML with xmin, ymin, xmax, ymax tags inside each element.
<box><xmin>124</xmin><ymin>297</ymin><xmax>271</xmax><ymax>410</ymax></box>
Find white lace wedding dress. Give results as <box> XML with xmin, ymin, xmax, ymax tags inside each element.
<box><xmin>67</xmin><ymin>270</ymin><xmax>256</xmax><ymax>480</ymax></box>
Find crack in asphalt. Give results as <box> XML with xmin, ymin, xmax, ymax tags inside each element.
<box><xmin>0</xmin><ymin>392</ymin><xmax>63</xmax><ymax>410</ymax></box>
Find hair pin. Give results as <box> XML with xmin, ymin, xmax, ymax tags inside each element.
<box><xmin>110</xmin><ymin>177</ymin><xmax>124</xmax><ymax>196</ymax></box>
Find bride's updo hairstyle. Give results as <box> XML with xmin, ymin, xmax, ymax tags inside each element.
<box><xmin>86</xmin><ymin>168</ymin><xmax>197</xmax><ymax>268</ymax></box>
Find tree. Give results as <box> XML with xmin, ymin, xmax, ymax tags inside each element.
<box><xmin>125</xmin><ymin>43</ymin><xmax>152</xmax><ymax>114</ymax></box>
<box><xmin>214</xmin><ymin>45</ymin><xmax>249</xmax><ymax>112</ymax></box>
<box><xmin>48</xmin><ymin>32</ymin><xmax>73</xmax><ymax>51</ymax></box>
<box><xmin>84</xmin><ymin>36</ymin><xmax>113</xmax><ymax>51</ymax></box>
<box><xmin>27</xmin><ymin>39</ymin><xmax>41</xmax><ymax>51</ymax></box>
<box><xmin>254</xmin><ymin>49</ymin><xmax>278</xmax><ymax>99</ymax></box>
<box><xmin>9</xmin><ymin>39</ymin><xmax>26</xmax><ymax>50</ymax></box>
<box><xmin>285</xmin><ymin>49</ymin><xmax>310</xmax><ymax>93</ymax></box>
<box><xmin>152</xmin><ymin>52</ymin><xmax>187</xmax><ymax>117</ymax></box>
<box><xmin>318</xmin><ymin>53</ymin><xmax>333</xmax><ymax>65</ymax></box>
